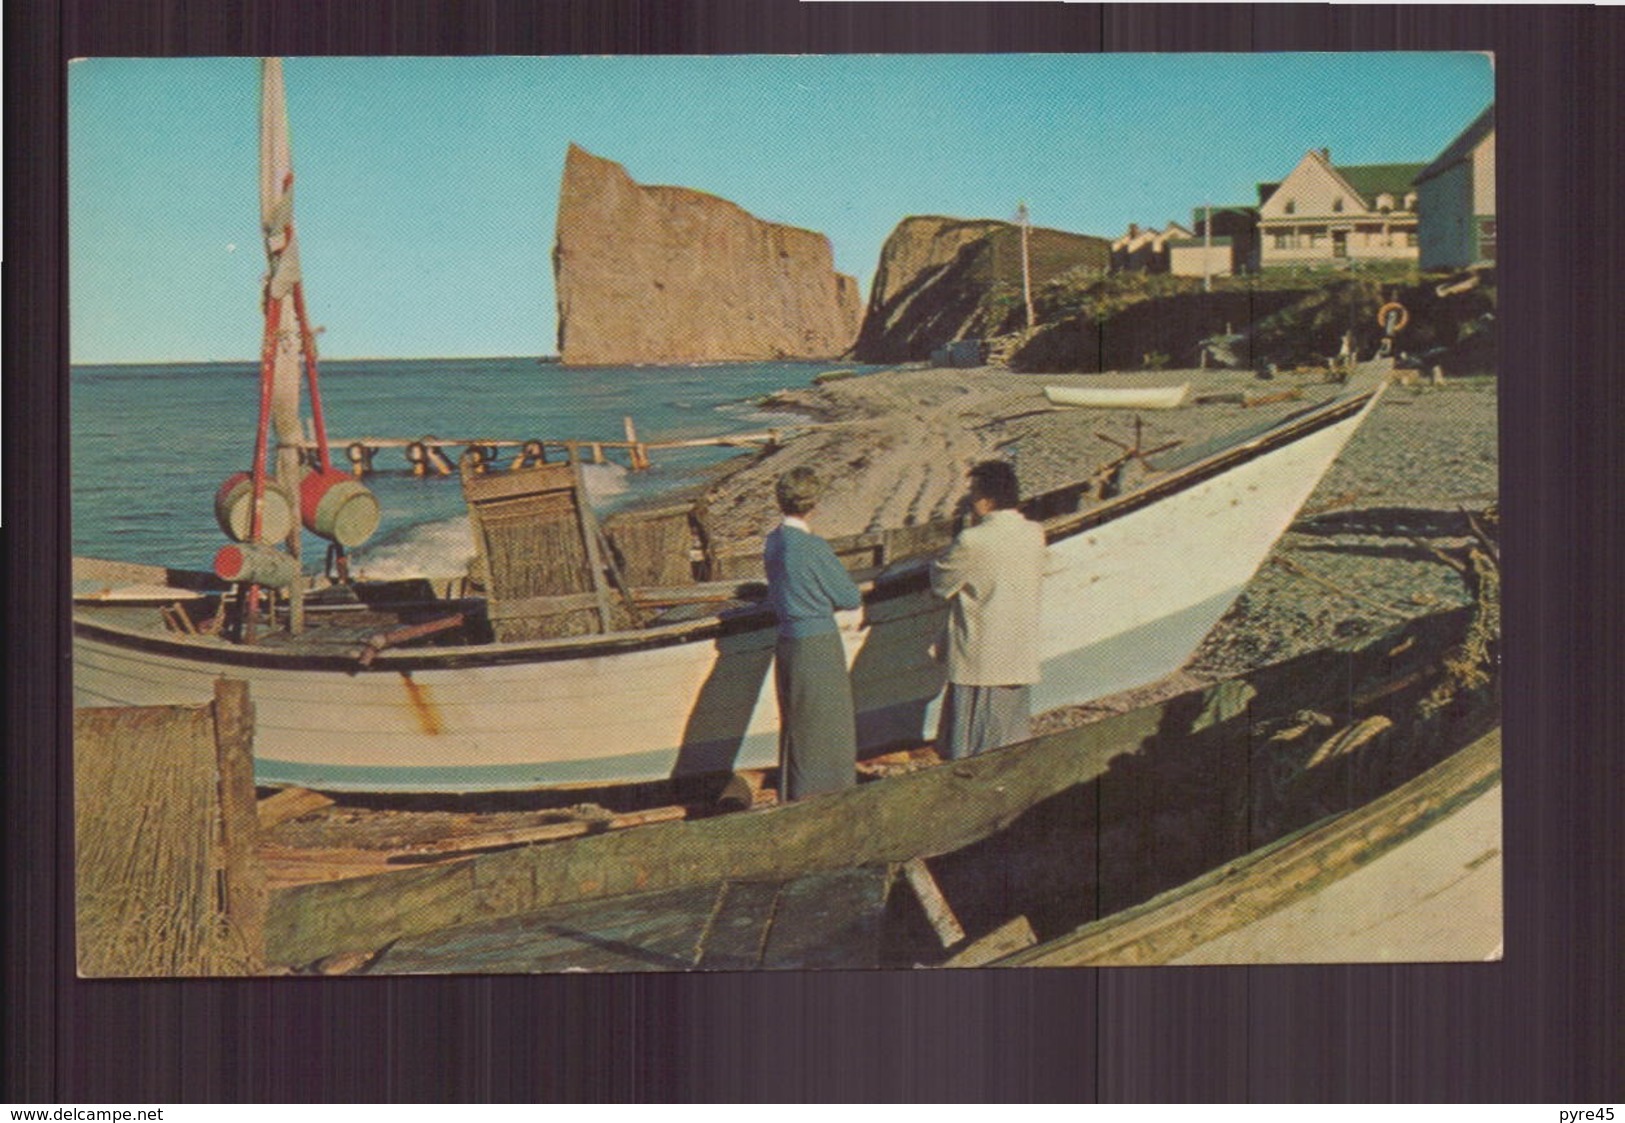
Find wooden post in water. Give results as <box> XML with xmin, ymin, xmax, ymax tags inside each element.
<box><xmin>625</xmin><ymin>416</ymin><xmax>651</xmax><ymax>471</ymax></box>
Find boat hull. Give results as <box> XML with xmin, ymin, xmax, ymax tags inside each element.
<box><xmin>1044</xmin><ymin>383</ymin><xmax>1190</xmax><ymax>409</ymax></box>
<box><xmin>73</xmin><ymin>390</ymin><xmax>1379</xmax><ymax>791</ymax></box>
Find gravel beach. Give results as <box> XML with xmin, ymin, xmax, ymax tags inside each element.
<box><xmin>703</xmin><ymin>361</ymin><xmax>1500</xmax><ymax>723</ymax></box>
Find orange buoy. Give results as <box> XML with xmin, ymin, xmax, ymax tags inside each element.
<box><xmin>1376</xmin><ymin>301</ymin><xmax>1410</xmax><ymax>333</ymax></box>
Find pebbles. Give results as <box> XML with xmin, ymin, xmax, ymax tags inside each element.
<box><xmin>1189</xmin><ymin>378</ymin><xmax>1498</xmax><ymax>683</ymax></box>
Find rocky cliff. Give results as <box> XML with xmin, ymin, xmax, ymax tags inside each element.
<box><xmin>553</xmin><ymin>145</ymin><xmax>863</xmax><ymax>365</ymax></box>
<box><xmin>850</xmin><ymin>216</ymin><xmax>1111</xmax><ymax>363</ymax></box>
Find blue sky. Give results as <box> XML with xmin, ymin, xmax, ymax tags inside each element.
<box><xmin>70</xmin><ymin>53</ymin><xmax>1493</xmax><ymax>363</ymax></box>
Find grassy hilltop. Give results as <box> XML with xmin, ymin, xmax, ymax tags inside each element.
<box><xmin>1000</xmin><ymin>263</ymin><xmax>1497</xmax><ymax>376</ymax></box>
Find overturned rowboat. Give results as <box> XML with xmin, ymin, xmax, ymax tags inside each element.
<box><xmin>1044</xmin><ymin>382</ymin><xmax>1190</xmax><ymax>410</ymax></box>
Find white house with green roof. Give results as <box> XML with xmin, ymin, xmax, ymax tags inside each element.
<box><xmin>1256</xmin><ymin>149</ymin><xmax>1426</xmax><ymax>268</ymax></box>
<box><xmin>1415</xmin><ymin>104</ymin><xmax>1495</xmax><ymax>270</ymax></box>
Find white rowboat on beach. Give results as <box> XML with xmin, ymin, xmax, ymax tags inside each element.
<box><xmin>1044</xmin><ymin>383</ymin><xmax>1191</xmax><ymax>410</ymax></box>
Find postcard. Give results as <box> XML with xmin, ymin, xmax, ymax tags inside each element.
<box><xmin>70</xmin><ymin>53</ymin><xmax>1499</xmax><ymax>975</ymax></box>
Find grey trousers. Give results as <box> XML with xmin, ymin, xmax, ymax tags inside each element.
<box><xmin>937</xmin><ymin>682</ymin><xmax>1032</xmax><ymax>760</ymax></box>
<box><xmin>774</xmin><ymin>631</ymin><xmax>857</xmax><ymax>800</ymax></box>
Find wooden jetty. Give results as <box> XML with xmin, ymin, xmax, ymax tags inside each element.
<box><xmin>301</xmin><ymin>419</ymin><xmax>793</xmax><ymax>478</ymax></box>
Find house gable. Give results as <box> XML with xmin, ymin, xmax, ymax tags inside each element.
<box><xmin>1415</xmin><ymin>104</ymin><xmax>1496</xmax><ymax>185</ymax></box>
<box><xmin>1258</xmin><ymin>151</ymin><xmax>1370</xmax><ymax>220</ymax></box>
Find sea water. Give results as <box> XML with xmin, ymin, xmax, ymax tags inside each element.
<box><xmin>71</xmin><ymin>357</ymin><xmax>862</xmax><ymax>576</ymax></box>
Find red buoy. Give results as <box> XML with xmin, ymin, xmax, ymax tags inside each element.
<box><xmin>300</xmin><ymin>467</ymin><xmax>381</xmax><ymax>548</ymax></box>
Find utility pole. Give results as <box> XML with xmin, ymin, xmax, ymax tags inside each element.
<box><xmin>1203</xmin><ymin>202</ymin><xmax>1213</xmax><ymax>293</ymax></box>
<box><xmin>1017</xmin><ymin>201</ymin><xmax>1034</xmax><ymax>330</ymax></box>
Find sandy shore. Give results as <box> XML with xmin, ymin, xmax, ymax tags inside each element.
<box><xmin>703</xmin><ymin>364</ymin><xmax>1314</xmax><ymax>544</ymax></box>
<box><xmin>704</xmin><ymin>361</ymin><xmax>1499</xmax><ymax>719</ymax></box>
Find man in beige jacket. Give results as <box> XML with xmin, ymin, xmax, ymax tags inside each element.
<box><xmin>930</xmin><ymin>459</ymin><xmax>1047</xmax><ymax>759</ymax></box>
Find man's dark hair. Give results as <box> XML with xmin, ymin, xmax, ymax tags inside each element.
<box><xmin>968</xmin><ymin>459</ymin><xmax>1020</xmax><ymax>510</ymax></box>
<box><xmin>775</xmin><ymin>466</ymin><xmax>823</xmax><ymax>516</ymax></box>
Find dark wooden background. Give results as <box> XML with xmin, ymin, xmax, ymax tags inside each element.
<box><xmin>8</xmin><ymin>2</ymin><xmax>1621</xmax><ymax>1102</ymax></box>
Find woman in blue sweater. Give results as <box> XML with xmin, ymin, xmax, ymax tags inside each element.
<box><xmin>763</xmin><ymin>467</ymin><xmax>863</xmax><ymax>801</ymax></box>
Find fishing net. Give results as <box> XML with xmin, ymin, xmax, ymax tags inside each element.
<box><xmin>74</xmin><ymin>704</ymin><xmax>258</xmax><ymax>976</ymax></box>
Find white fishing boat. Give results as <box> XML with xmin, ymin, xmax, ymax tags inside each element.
<box><xmin>74</xmin><ymin>383</ymin><xmax>1382</xmax><ymax>791</ymax></box>
<box><xmin>71</xmin><ymin>61</ymin><xmax>1388</xmax><ymax>793</ymax></box>
<box><xmin>1044</xmin><ymin>383</ymin><xmax>1191</xmax><ymax>410</ymax></box>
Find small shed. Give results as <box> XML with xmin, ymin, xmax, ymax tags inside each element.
<box><xmin>931</xmin><ymin>339</ymin><xmax>988</xmax><ymax>368</ymax></box>
<box><xmin>1168</xmin><ymin>236</ymin><xmax>1234</xmax><ymax>278</ymax></box>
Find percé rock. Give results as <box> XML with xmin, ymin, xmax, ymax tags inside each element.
<box><xmin>553</xmin><ymin>144</ymin><xmax>863</xmax><ymax>365</ymax></box>
<box><xmin>850</xmin><ymin>215</ymin><xmax>1111</xmax><ymax>363</ymax></box>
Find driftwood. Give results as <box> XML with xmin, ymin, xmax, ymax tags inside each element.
<box><xmin>261</xmin><ymin>607</ymin><xmax>1486</xmax><ymax>967</ymax></box>
<box><xmin>944</xmin><ymin>916</ymin><xmax>1038</xmax><ymax>967</ymax></box>
<box><xmin>257</xmin><ymin>787</ymin><xmax>337</xmax><ymax>830</ymax></box>
<box><xmin>393</xmin><ymin>804</ymin><xmax>691</xmax><ymax>860</ymax></box>
<box><xmin>902</xmin><ymin>858</ymin><xmax>967</xmax><ymax>948</ymax></box>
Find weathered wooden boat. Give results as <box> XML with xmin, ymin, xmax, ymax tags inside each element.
<box><xmin>71</xmin><ymin>59</ymin><xmax>1386</xmax><ymax>793</ymax></box>
<box><xmin>1044</xmin><ymin>382</ymin><xmax>1191</xmax><ymax>410</ymax></box>
<box><xmin>256</xmin><ymin>601</ymin><xmax>1498</xmax><ymax>971</ymax></box>
<box><xmin>989</xmin><ymin>730</ymin><xmax>1502</xmax><ymax>967</ymax></box>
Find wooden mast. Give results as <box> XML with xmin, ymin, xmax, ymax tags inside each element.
<box><xmin>258</xmin><ymin>58</ymin><xmax>305</xmax><ymax>634</ymax></box>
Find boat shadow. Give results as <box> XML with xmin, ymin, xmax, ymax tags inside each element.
<box><xmin>671</xmin><ymin>603</ymin><xmax>946</xmax><ymax>778</ymax></box>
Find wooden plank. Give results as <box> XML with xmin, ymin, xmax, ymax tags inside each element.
<box><xmin>257</xmin><ymin>787</ymin><xmax>336</xmax><ymax>830</ymax></box>
<box><xmin>212</xmin><ymin>678</ymin><xmax>266</xmax><ymax>971</ymax></box>
<box><xmin>944</xmin><ymin>916</ymin><xmax>1038</xmax><ymax>967</ymax></box>
<box><xmin>397</xmin><ymin>804</ymin><xmax>690</xmax><ymax>860</ymax></box>
<box><xmin>902</xmin><ymin>858</ymin><xmax>966</xmax><ymax>948</ymax></box>
<box><xmin>1305</xmin><ymin>715</ymin><xmax>1394</xmax><ymax>769</ymax></box>
<box><xmin>694</xmin><ymin>880</ymin><xmax>784</xmax><ymax>970</ymax></box>
<box><xmin>259</xmin><ymin>845</ymin><xmax>403</xmax><ymax>889</ymax></box>
<box><xmin>998</xmin><ymin>729</ymin><xmax>1503</xmax><ymax>968</ymax></box>
<box><xmin>570</xmin><ymin>459</ymin><xmax>617</xmax><ymax>633</ymax></box>
<box><xmin>758</xmin><ymin>866</ymin><xmax>895</xmax><ymax>970</ymax></box>
<box><xmin>373</xmin><ymin>883</ymin><xmax>728</xmax><ymax>974</ymax></box>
